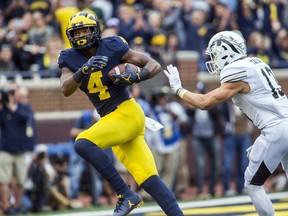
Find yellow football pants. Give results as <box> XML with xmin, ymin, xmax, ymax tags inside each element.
<box><xmin>76</xmin><ymin>98</ymin><xmax>159</xmax><ymax>185</ymax></box>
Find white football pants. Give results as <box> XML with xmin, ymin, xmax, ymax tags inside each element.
<box><xmin>244</xmin><ymin>120</ymin><xmax>288</xmax><ymax>216</ymax></box>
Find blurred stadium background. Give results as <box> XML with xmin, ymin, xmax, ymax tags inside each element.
<box><xmin>0</xmin><ymin>0</ymin><xmax>288</xmax><ymax>215</ymax></box>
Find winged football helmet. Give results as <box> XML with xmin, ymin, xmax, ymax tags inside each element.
<box><xmin>66</xmin><ymin>12</ymin><xmax>101</xmax><ymax>50</ymax></box>
<box><xmin>205</xmin><ymin>31</ymin><xmax>247</xmax><ymax>74</ymax></box>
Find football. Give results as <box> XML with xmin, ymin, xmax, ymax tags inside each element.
<box><xmin>108</xmin><ymin>63</ymin><xmax>141</xmax><ymax>83</ymax></box>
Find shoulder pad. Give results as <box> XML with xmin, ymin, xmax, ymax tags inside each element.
<box><xmin>100</xmin><ymin>36</ymin><xmax>129</xmax><ymax>56</ymax></box>
<box><xmin>220</xmin><ymin>61</ymin><xmax>247</xmax><ymax>83</ymax></box>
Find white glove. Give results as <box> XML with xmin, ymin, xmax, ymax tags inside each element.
<box><xmin>164</xmin><ymin>64</ymin><xmax>187</xmax><ymax>98</ymax></box>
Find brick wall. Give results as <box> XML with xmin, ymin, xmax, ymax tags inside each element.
<box><xmin>28</xmin><ymin>87</ymin><xmax>93</xmax><ymax>112</ymax></box>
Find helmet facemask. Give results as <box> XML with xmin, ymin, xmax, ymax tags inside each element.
<box><xmin>205</xmin><ymin>48</ymin><xmax>222</xmax><ymax>75</ymax></box>
<box><xmin>68</xmin><ymin>26</ymin><xmax>98</xmax><ymax>50</ymax></box>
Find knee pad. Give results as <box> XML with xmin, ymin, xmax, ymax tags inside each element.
<box><xmin>244</xmin><ymin>182</ymin><xmax>262</xmax><ymax>194</ymax></box>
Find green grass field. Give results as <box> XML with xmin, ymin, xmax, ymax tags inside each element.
<box><xmin>19</xmin><ymin>191</ymin><xmax>288</xmax><ymax>216</ymax></box>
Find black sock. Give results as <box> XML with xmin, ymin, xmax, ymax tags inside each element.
<box><xmin>141</xmin><ymin>175</ymin><xmax>183</xmax><ymax>216</ymax></box>
<box><xmin>74</xmin><ymin>139</ymin><xmax>134</xmax><ymax>197</ymax></box>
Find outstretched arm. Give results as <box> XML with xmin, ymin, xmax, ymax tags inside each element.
<box><xmin>164</xmin><ymin>64</ymin><xmax>250</xmax><ymax>110</ymax></box>
<box><xmin>181</xmin><ymin>83</ymin><xmax>244</xmax><ymax>109</ymax></box>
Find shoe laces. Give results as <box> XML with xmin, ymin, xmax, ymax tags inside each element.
<box><xmin>114</xmin><ymin>195</ymin><xmax>125</xmax><ymax>212</ymax></box>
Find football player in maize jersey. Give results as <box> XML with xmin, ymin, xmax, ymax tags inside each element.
<box><xmin>164</xmin><ymin>30</ymin><xmax>288</xmax><ymax>216</ymax></box>
<box><xmin>57</xmin><ymin>12</ymin><xmax>183</xmax><ymax>216</ymax></box>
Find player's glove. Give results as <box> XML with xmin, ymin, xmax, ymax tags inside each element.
<box><xmin>112</xmin><ymin>64</ymin><xmax>149</xmax><ymax>86</ymax></box>
<box><xmin>164</xmin><ymin>64</ymin><xmax>187</xmax><ymax>98</ymax></box>
<box><xmin>80</xmin><ymin>55</ymin><xmax>108</xmax><ymax>74</ymax></box>
<box><xmin>73</xmin><ymin>55</ymin><xmax>108</xmax><ymax>83</ymax></box>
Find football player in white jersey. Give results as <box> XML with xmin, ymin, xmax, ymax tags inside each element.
<box><xmin>164</xmin><ymin>30</ymin><xmax>288</xmax><ymax>216</ymax></box>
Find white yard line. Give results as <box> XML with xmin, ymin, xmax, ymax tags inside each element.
<box><xmin>49</xmin><ymin>191</ymin><xmax>288</xmax><ymax>216</ymax></box>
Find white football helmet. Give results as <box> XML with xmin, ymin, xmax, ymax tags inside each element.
<box><xmin>205</xmin><ymin>31</ymin><xmax>247</xmax><ymax>74</ymax></box>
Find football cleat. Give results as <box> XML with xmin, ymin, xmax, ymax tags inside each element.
<box><xmin>112</xmin><ymin>193</ymin><xmax>143</xmax><ymax>216</ymax></box>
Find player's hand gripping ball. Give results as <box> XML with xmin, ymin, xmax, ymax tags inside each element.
<box><xmin>108</xmin><ymin>63</ymin><xmax>141</xmax><ymax>86</ymax></box>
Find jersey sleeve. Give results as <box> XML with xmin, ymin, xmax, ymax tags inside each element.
<box><xmin>116</xmin><ymin>36</ymin><xmax>129</xmax><ymax>55</ymax></box>
<box><xmin>57</xmin><ymin>50</ymin><xmax>69</xmax><ymax>69</ymax></box>
<box><xmin>220</xmin><ymin>63</ymin><xmax>248</xmax><ymax>83</ymax></box>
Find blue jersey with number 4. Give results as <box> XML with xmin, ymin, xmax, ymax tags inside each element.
<box><xmin>58</xmin><ymin>36</ymin><xmax>130</xmax><ymax>117</ymax></box>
